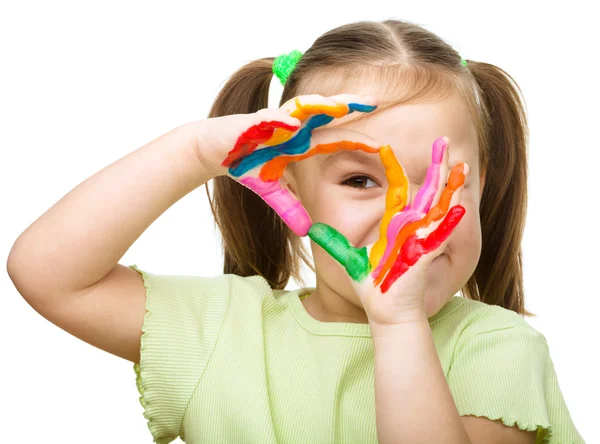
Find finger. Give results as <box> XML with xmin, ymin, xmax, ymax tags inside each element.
<box><xmin>268</xmin><ymin>94</ymin><xmax>378</xmax><ymax>145</ymax></box>
<box><xmin>411</xmin><ymin>136</ymin><xmax>449</xmax><ymax>213</ymax></box>
<box><xmin>381</xmin><ymin>163</ymin><xmax>469</xmax><ymax>293</ymax></box>
<box><xmin>257</xmin><ymin>128</ymin><xmax>383</xmax><ymax>182</ymax></box>
<box><xmin>237</xmin><ymin>175</ymin><xmax>312</xmax><ymax>237</ymax></box>
<box><xmin>372</xmin><ymin>216</ymin><xmax>422</xmax><ymax>286</ymax></box>
<box><xmin>423</xmin><ymin>162</ymin><xmax>469</xmax><ymax>223</ymax></box>
<box><xmin>379</xmin><ymin>164</ymin><xmax>469</xmax><ymax>293</ymax></box>
<box><xmin>308</xmin><ymin>222</ymin><xmax>371</xmax><ymax>282</ymax></box>
<box><xmin>228</xmin><ymin>115</ymin><xmax>383</xmax><ymax>179</ymax></box>
<box><xmin>371</xmin><ymin>138</ymin><xmax>448</xmax><ymax>276</ymax></box>
<box><xmin>370</xmin><ymin>211</ymin><xmax>422</xmax><ymax>281</ymax></box>
<box><xmin>262</xmin><ymin>95</ymin><xmax>343</xmax><ymax>150</ymax></box>
<box><xmin>372</xmin><ymin>162</ymin><xmax>468</xmax><ymax>286</ymax></box>
<box><xmin>430</xmin><ymin>136</ymin><xmax>450</xmax><ymax>212</ymax></box>
<box><xmin>379</xmin><ymin>205</ymin><xmax>466</xmax><ymax>293</ymax></box>
<box><xmin>221</xmin><ymin>109</ymin><xmax>302</xmax><ymax>169</ymax></box>
<box><xmin>369</xmin><ymin>145</ymin><xmax>410</xmax><ymax>268</ymax></box>
<box><xmin>279</xmin><ymin>94</ymin><xmax>378</xmax><ymax>123</ymax></box>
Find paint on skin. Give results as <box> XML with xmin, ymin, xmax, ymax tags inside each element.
<box><xmin>221</xmin><ymin>98</ymin><xmax>468</xmax><ymax>295</ymax></box>
<box><xmin>226</xmin><ymin>103</ymin><xmax>377</xmax><ymax>178</ymax></box>
<box><xmin>240</xmin><ymin>141</ymin><xmax>379</xmax><ymax>236</ymax></box>
<box><xmin>307</xmin><ymin>223</ymin><xmax>371</xmax><ymax>282</ymax></box>
<box><xmin>219</xmin><ymin>99</ymin><xmax>379</xmax><ymax>237</ymax></box>
<box><xmin>379</xmin><ymin>205</ymin><xmax>466</xmax><ymax>293</ymax></box>
<box><xmin>222</xmin><ymin>120</ymin><xmax>300</xmax><ymax>169</ymax></box>
<box><xmin>370</xmin><ymin>211</ymin><xmax>422</xmax><ymax>278</ymax></box>
<box><xmin>259</xmin><ymin>141</ymin><xmax>380</xmax><ymax>182</ymax></box>
<box><xmin>411</xmin><ymin>136</ymin><xmax>448</xmax><ymax>214</ymax></box>
<box><xmin>370</xmin><ymin>136</ymin><xmax>449</xmax><ymax>273</ymax></box>
<box><xmin>368</xmin><ymin>144</ymin><xmax>410</xmax><ymax>269</ymax></box>
<box><xmin>373</xmin><ymin>163</ymin><xmax>467</xmax><ymax>287</ymax></box>
<box><xmin>306</xmin><ymin>144</ymin><xmax>466</xmax><ymax>294</ymax></box>
<box><xmin>238</xmin><ymin>175</ymin><xmax>312</xmax><ymax>237</ymax></box>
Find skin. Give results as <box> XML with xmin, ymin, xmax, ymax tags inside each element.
<box><xmin>284</xmin><ymin>89</ymin><xmax>486</xmax><ymax>324</ymax></box>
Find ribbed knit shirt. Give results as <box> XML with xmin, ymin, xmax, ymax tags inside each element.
<box><xmin>129</xmin><ymin>264</ymin><xmax>584</xmax><ymax>444</ymax></box>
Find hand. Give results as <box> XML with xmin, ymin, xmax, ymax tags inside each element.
<box><xmin>194</xmin><ymin>94</ymin><xmax>383</xmax><ymax>236</ymax></box>
<box><xmin>308</xmin><ymin>136</ymin><xmax>470</xmax><ymax>326</ymax></box>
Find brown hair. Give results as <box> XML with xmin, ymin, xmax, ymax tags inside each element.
<box><xmin>206</xmin><ymin>19</ymin><xmax>534</xmax><ymax>317</ymax></box>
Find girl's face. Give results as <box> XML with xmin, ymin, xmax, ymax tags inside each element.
<box><xmin>285</xmin><ymin>90</ymin><xmax>486</xmax><ymax>321</ymax></box>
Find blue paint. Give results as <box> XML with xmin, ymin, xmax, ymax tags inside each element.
<box><xmin>348</xmin><ymin>103</ymin><xmax>377</xmax><ymax>113</ymax></box>
<box><xmin>228</xmin><ymin>103</ymin><xmax>377</xmax><ymax>177</ymax></box>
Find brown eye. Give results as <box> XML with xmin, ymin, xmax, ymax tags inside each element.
<box><xmin>342</xmin><ymin>175</ymin><xmax>379</xmax><ymax>189</ymax></box>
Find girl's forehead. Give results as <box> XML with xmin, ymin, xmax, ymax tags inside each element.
<box><xmin>328</xmin><ymin>94</ymin><xmax>476</xmax><ymax>153</ymax></box>
<box><xmin>306</xmin><ymin>99</ymin><xmax>479</xmax><ymax>180</ymax></box>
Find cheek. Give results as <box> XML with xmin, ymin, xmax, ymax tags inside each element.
<box><xmin>447</xmin><ymin>187</ymin><xmax>482</xmax><ymax>257</ymax></box>
<box><xmin>313</xmin><ymin>195</ymin><xmax>384</xmax><ymax>246</ymax></box>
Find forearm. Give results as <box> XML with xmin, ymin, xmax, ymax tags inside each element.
<box><xmin>370</xmin><ymin>318</ymin><xmax>472</xmax><ymax>444</ymax></box>
<box><xmin>8</xmin><ymin>120</ymin><xmax>212</xmax><ymax>297</ymax></box>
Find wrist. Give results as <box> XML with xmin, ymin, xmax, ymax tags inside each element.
<box><xmin>186</xmin><ymin>119</ymin><xmax>229</xmax><ymax>179</ymax></box>
<box><xmin>369</xmin><ymin>313</ymin><xmax>430</xmax><ymax>340</ymax></box>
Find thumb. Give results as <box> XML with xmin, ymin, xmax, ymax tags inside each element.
<box><xmin>307</xmin><ymin>223</ymin><xmax>370</xmax><ymax>282</ymax></box>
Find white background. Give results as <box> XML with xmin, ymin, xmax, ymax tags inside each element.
<box><xmin>1</xmin><ymin>1</ymin><xmax>597</xmax><ymax>442</ymax></box>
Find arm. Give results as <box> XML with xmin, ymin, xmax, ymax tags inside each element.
<box><xmin>6</xmin><ymin>93</ymin><xmax>379</xmax><ymax>364</ymax></box>
<box><xmin>370</xmin><ymin>320</ymin><xmax>537</xmax><ymax>444</ymax></box>
<box><xmin>8</xmin><ymin>121</ymin><xmax>210</xmax><ymax>297</ymax></box>
<box><xmin>370</xmin><ymin>319</ymin><xmax>472</xmax><ymax>444</ymax></box>
<box><xmin>7</xmin><ymin>121</ymin><xmax>212</xmax><ymax>362</ymax></box>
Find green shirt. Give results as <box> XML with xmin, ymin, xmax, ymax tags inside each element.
<box><xmin>129</xmin><ymin>264</ymin><xmax>584</xmax><ymax>444</ymax></box>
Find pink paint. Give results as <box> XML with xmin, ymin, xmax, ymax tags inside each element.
<box><xmin>371</xmin><ymin>211</ymin><xmax>421</xmax><ymax>279</ymax></box>
<box><xmin>412</xmin><ymin>136</ymin><xmax>448</xmax><ymax>213</ymax></box>
<box><xmin>371</xmin><ymin>136</ymin><xmax>449</xmax><ymax>281</ymax></box>
<box><xmin>379</xmin><ymin>205</ymin><xmax>465</xmax><ymax>293</ymax></box>
<box><xmin>239</xmin><ymin>176</ymin><xmax>312</xmax><ymax>236</ymax></box>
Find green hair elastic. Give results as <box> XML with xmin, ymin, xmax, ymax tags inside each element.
<box><xmin>272</xmin><ymin>50</ymin><xmax>466</xmax><ymax>85</ymax></box>
<box><xmin>273</xmin><ymin>50</ymin><xmax>303</xmax><ymax>86</ymax></box>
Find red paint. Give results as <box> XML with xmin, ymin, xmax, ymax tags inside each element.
<box><xmin>373</xmin><ymin>163</ymin><xmax>466</xmax><ymax>286</ymax></box>
<box><xmin>221</xmin><ymin>120</ymin><xmax>300</xmax><ymax>168</ymax></box>
<box><xmin>380</xmin><ymin>205</ymin><xmax>466</xmax><ymax>293</ymax></box>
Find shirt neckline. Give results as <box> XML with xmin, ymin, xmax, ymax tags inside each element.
<box><xmin>284</xmin><ymin>287</ymin><xmax>465</xmax><ymax>337</ymax></box>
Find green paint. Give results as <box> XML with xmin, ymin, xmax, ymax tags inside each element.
<box><xmin>308</xmin><ymin>223</ymin><xmax>371</xmax><ymax>282</ymax></box>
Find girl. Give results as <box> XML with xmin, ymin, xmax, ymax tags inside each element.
<box><xmin>7</xmin><ymin>19</ymin><xmax>584</xmax><ymax>444</ymax></box>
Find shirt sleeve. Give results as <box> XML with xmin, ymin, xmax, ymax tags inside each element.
<box><xmin>447</xmin><ymin>325</ymin><xmax>585</xmax><ymax>444</ymax></box>
<box><xmin>129</xmin><ymin>264</ymin><xmax>230</xmax><ymax>444</ymax></box>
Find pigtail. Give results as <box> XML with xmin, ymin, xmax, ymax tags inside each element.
<box><xmin>205</xmin><ymin>58</ymin><xmax>313</xmax><ymax>289</ymax></box>
<box><xmin>463</xmin><ymin>61</ymin><xmax>534</xmax><ymax>316</ymax></box>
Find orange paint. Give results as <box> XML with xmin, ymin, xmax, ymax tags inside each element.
<box><xmin>369</xmin><ymin>145</ymin><xmax>409</xmax><ymax>268</ymax></box>
<box><xmin>262</xmin><ymin>97</ymin><xmax>352</xmax><ymax>148</ymax></box>
<box><xmin>289</xmin><ymin>97</ymin><xmax>351</xmax><ymax>120</ymax></box>
<box><xmin>258</xmin><ymin>141</ymin><xmax>380</xmax><ymax>182</ymax></box>
<box><xmin>373</xmin><ymin>163</ymin><xmax>466</xmax><ymax>286</ymax></box>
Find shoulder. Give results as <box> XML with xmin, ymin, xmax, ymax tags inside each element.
<box><xmin>130</xmin><ymin>264</ymin><xmax>274</xmax><ymax>305</ymax></box>
<box><xmin>435</xmin><ymin>295</ymin><xmax>548</xmax><ymax>349</ymax></box>
<box><xmin>442</xmin><ymin>298</ymin><xmax>586</xmax><ymax>442</ymax></box>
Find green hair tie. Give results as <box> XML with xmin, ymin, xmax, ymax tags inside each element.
<box><xmin>273</xmin><ymin>50</ymin><xmax>303</xmax><ymax>86</ymax></box>
<box><xmin>460</xmin><ymin>58</ymin><xmax>468</xmax><ymax>67</ymax></box>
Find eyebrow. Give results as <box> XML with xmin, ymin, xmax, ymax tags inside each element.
<box><xmin>321</xmin><ymin>150</ymin><xmax>382</xmax><ymax>171</ymax></box>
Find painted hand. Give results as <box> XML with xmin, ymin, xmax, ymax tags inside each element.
<box><xmin>308</xmin><ymin>136</ymin><xmax>470</xmax><ymax>325</ymax></box>
<box><xmin>219</xmin><ymin>94</ymin><xmax>382</xmax><ymax>236</ymax></box>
